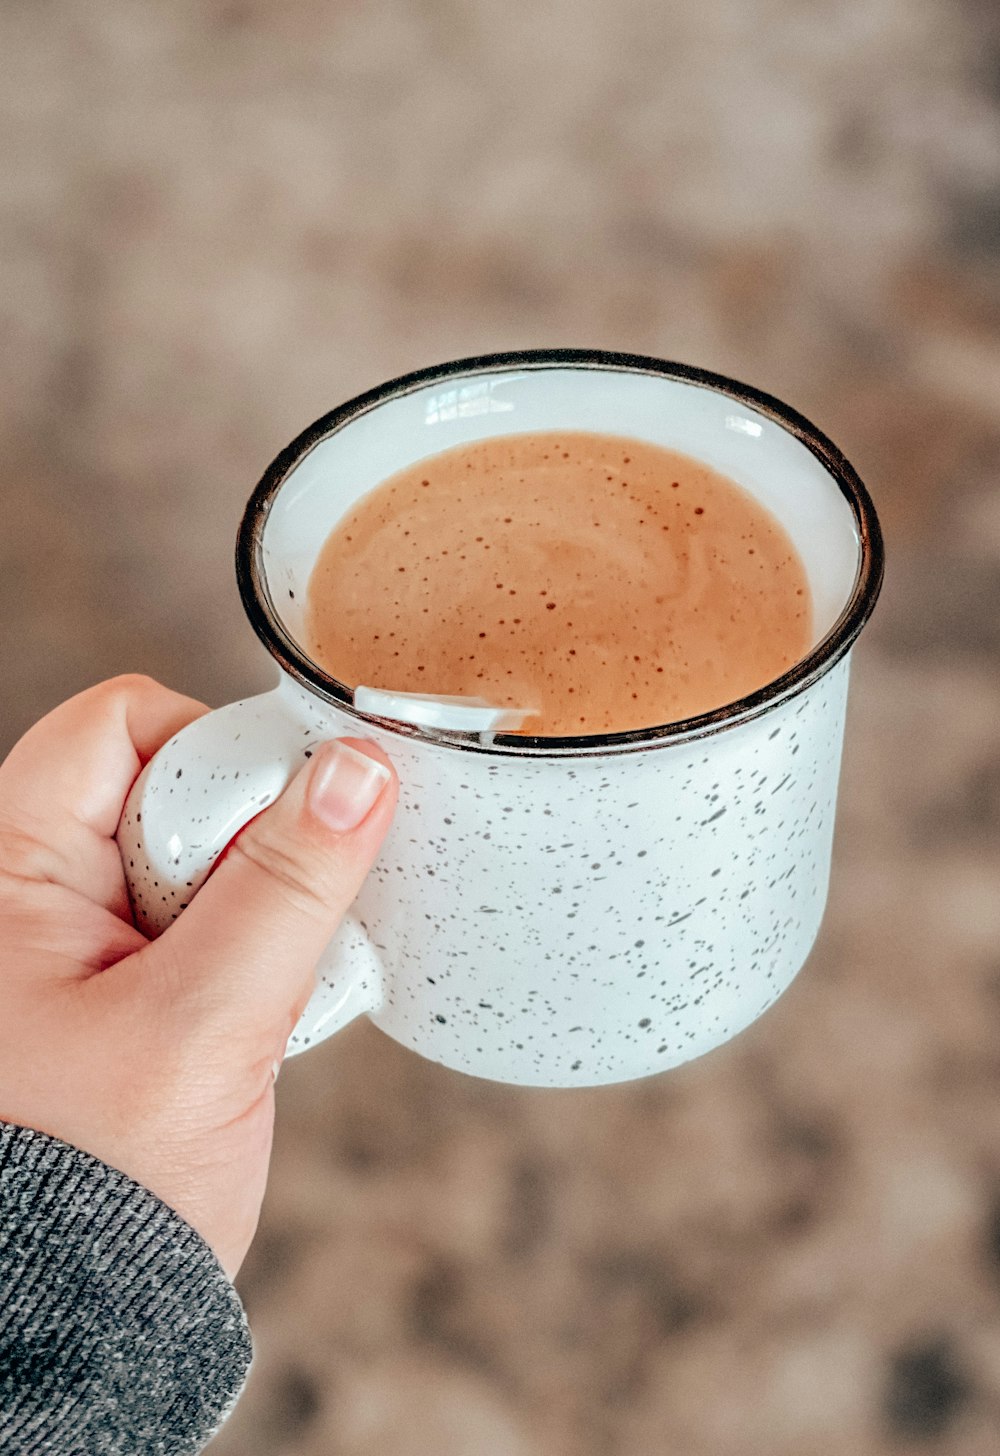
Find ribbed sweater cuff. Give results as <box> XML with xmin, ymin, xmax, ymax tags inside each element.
<box><xmin>0</xmin><ymin>1121</ymin><xmax>253</xmax><ymax>1455</ymax></box>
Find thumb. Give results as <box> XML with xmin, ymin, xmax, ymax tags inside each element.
<box><xmin>143</xmin><ymin>738</ymin><xmax>397</xmax><ymax>1047</ymax></box>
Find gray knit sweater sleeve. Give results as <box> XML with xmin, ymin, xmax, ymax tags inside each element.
<box><xmin>0</xmin><ymin>1121</ymin><xmax>253</xmax><ymax>1455</ymax></box>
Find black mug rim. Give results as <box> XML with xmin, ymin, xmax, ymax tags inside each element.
<box><xmin>235</xmin><ymin>349</ymin><xmax>884</xmax><ymax>759</ymax></box>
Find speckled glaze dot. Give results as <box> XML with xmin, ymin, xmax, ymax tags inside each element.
<box><xmin>114</xmin><ymin>353</ymin><xmax>882</xmax><ymax>1088</ymax></box>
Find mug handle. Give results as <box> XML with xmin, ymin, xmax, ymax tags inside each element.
<box><xmin>115</xmin><ymin>685</ymin><xmax>385</xmax><ymax>1054</ymax></box>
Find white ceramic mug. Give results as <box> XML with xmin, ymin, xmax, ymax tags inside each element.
<box><xmin>117</xmin><ymin>351</ymin><xmax>883</xmax><ymax>1087</ymax></box>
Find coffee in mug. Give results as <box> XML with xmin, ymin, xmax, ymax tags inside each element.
<box><xmin>305</xmin><ymin>431</ymin><xmax>812</xmax><ymax>736</ymax></box>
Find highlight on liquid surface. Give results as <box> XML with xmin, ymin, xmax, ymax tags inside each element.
<box><xmin>304</xmin><ymin>431</ymin><xmax>813</xmax><ymax>737</ymax></box>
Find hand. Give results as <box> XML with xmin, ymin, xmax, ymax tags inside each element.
<box><xmin>0</xmin><ymin>675</ymin><xmax>397</xmax><ymax>1278</ymax></box>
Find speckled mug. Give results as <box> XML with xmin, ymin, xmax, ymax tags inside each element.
<box><xmin>117</xmin><ymin>351</ymin><xmax>882</xmax><ymax>1087</ymax></box>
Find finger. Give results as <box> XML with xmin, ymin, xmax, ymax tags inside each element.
<box><xmin>0</xmin><ymin>674</ymin><xmax>209</xmax><ymax>905</ymax></box>
<box><xmin>138</xmin><ymin>738</ymin><xmax>397</xmax><ymax>1052</ymax></box>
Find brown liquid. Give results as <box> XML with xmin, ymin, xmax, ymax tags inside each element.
<box><xmin>305</xmin><ymin>431</ymin><xmax>812</xmax><ymax>736</ymax></box>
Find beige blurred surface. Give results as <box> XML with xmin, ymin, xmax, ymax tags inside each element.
<box><xmin>3</xmin><ymin>2</ymin><xmax>1000</xmax><ymax>1452</ymax></box>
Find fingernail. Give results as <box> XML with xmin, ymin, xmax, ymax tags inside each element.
<box><xmin>308</xmin><ymin>741</ymin><xmax>391</xmax><ymax>832</ymax></box>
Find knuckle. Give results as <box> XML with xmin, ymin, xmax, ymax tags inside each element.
<box><xmin>227</xmin><ymin>827</ymin><xmax>334</xmax><ymax>920</ymax></box>
<box><xmin>78</xmin><ymin>673</ymin><xmax>162</xmax><ymax>721</ymax></box>
<box><xmin>98</xmin><ymin>671</ymin><xmax>161</xmax><ymax>700</ymax></box>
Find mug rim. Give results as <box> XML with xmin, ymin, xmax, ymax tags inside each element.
<box><xmin>236</xmin><ymin>349</ymin><xmax>884</xmax><ymax>759</ymax></box>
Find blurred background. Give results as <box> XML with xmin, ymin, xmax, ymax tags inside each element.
<box><xmin>3</xmin><ymin>2</ymin><xmax>1000</xmax><ymax>1452</ymax></box>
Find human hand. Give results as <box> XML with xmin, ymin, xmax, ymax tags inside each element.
<box><xmin>0</xmin><ymin>675</ymin><xmax>397</xmax><ymax>1278</ymax></box>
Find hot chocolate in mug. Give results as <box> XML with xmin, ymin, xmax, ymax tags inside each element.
<box><xmin>117</xmin><ymin>351</ymin><xmax>883</xmax><ymax>1087</ymax></box>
